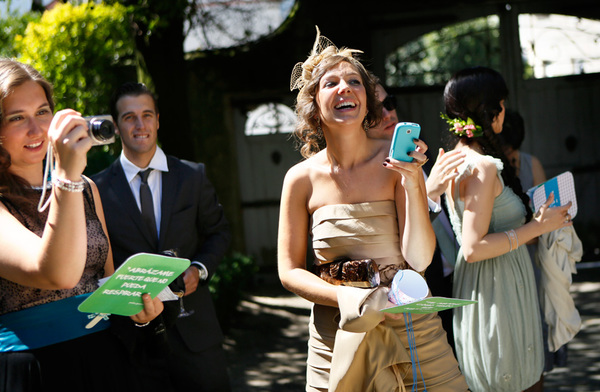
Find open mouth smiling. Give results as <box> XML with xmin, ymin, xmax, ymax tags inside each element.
<box><xmin>25</xmin><ymin>141</ymin><xmax>43</xmax><ymax>149</ymax></box>
<box><xmin>335</xmin><ymin>101</ymin><xmax>356</xmax><ymax>110</ymax></box>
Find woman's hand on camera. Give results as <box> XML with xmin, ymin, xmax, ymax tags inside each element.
<box><xmin>130</xmin><ymin>293</ymin><xmax>164</xmax><ymax>325</ymax></box>
<box><xmin>533</xmin><ymin>192</ymin><xmax>573</xmax><ymax>234</ymax></box>
<box><xmin>48</xmin><ymin>109</ymin><xmax>92</xmax><ymax>182</ymax></box>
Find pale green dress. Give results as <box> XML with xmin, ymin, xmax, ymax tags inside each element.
<box><xmin>448</xmin><ymin>155</ymin><xmax>544</xmax><ymax>392</ymax></box>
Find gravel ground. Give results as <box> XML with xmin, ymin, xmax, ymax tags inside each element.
<box><xmin>224</xmin><ymin>266</ymin><xmax>600</xmax><ymax>391</ymax></box>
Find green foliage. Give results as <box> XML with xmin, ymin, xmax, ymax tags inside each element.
<box><xmin>0</xmin><ymin>12</ymin><xmax>41</xmax><ymax>58</ymax></box>
<box><xmin>209</xmin><ymin>251</ymin><xmax>258</xmax><ymax>330</ymax></box>
<box><xmin>15</xmin><ymin>2</ymin><xmax>134</xmax><ymax>115</ymax></box>
<box><xmin>85</xmin><ymin>139</ymin><xmax>123</xmax><ymax>176</ymax></box>
<box><xmin>386</xmin><ymin>16</ymin><xmax>502</xmax><ymax>87</ymax></box>
<box><xmin>14</xmin><ymin>2</ymin><xmax>136</xmax><ymax>174</ymax></box>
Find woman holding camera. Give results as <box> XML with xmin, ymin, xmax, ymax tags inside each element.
<box><xmin>0</xmin><ymin>59</ymin><xmax>162</xmax><ymax>391</ymax></box>
<box><xmin>278</xmin><ymin>29</ymin><xmax>467</xmax><ymax>391</ymax></box>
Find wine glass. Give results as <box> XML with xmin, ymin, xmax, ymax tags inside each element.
<box><xmin>174</xmin><ymin>290</ymin><xmax>195</xmax><ymax>318</ymax></box>
<box><xmin>161</xmin><ymin>249</ymin><xmax>194</xmax><ymax>318</ymax></box>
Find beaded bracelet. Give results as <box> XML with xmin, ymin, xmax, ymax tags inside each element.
<box><xmin>134</xmin><ymin>321</ymin><xmax>151</xmax><ymax>328</ymax></box>
<box><xmin>52</xmin><ymin>171</ymin><xmax>85</xmax><ymax>193</ymax></box>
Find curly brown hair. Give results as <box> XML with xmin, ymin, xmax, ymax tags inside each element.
<box><xmin>292</xmin><ymin>46</ymin><xmax>382</xmax><ymax>158</ymax></box>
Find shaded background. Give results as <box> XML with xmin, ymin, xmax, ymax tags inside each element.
<box><xmin>180</xmin><ymin>0</ymin><xmax>600</xmax><ymax>270</ymax></box>
<box><xmin>1</xmin><ymin>1</ymin><xmax>598</xmax><ymax>389</ymax></box>
<box><xmin>4</xmin><ymin>0</ymin><xmax>598</xmax><ymax>270</ymax></box>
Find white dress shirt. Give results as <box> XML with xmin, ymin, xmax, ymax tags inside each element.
<box><xmin>424</xmin><ymin>171</ymin><xmax>457</xmax><ymax>277</ymax></box>
<box><xmin>120</xmin><ymin>147</ymin><xmax>169</xmax><ymax>237</ymax></box>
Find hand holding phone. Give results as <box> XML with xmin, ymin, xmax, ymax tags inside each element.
<box><xmin>389</xmin><ymin>122</ymin><xmax>421</xmax><ymax>162</ymax></box>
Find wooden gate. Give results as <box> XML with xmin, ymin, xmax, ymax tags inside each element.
<box><xmin>232</xmin><ymin>99</ymin><xmax>303</xmax><ymax>267</ymax></box>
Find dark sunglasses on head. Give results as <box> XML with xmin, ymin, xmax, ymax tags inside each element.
<box><xmin>382</xmin><ymin>95</ymin><xmax>397</xmax><ymax>111</ymax></box>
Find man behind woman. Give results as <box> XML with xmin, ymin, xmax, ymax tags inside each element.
<box><xmin>368</xmin><ymin>80</ymin><xmax>465</xmax><ymax>350</ymax></box>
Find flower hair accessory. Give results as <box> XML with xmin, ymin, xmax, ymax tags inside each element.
<box><xmin>290</xmin><ymin>26</ymin><xmax>362</xmax><ymax>91</ymax></box>
<box><xmin>440</xmin><ymin>113</ymin><xmax>483</xmax><ymax>138</ymax></box>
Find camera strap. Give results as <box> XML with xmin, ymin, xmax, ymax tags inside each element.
<box><xmin>37</xmin><ymin>144</ymin><xmax>54</xmax><ymax>213</ymax></box>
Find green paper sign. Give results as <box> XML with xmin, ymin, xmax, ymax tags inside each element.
<box><xmin>381</xmin><ymin>297</ymin><xmax>477</xmax><ymax>314</ymax></box>
<box><xmin>78</xmin><ymin>253</ymin><xmax>190</xmax><ymax>316</ymax></box>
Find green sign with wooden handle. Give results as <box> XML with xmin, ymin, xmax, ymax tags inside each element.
<box><xmin>78</xmin><ymin>253</ymin><xmax>190</xmax><ymax>317</ymax></box>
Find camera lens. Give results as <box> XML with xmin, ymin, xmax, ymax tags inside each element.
<box><xmin>87</xmin><ymin>118</ymin><xmax>115</xmax><ymax>145</ymax></box>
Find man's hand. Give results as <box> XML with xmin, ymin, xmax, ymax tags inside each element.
<box><xmin>182</xmin><ymin>266</ymin><xmax>200</xmax><ymax>296</ymax></box>
<box><xmin>426</xmin><ymin>148</ymin><xmax>466</xmax><ymax>201</ymax></box>
<box><xmin>130</xmin><ymin>293</ymin><xmax>164</xmax><ymax>325</ymax></box>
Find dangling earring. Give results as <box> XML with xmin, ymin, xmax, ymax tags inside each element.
<box><xmin>316</xmin><ymin>117</ymin><xmax>322</xmax><ymax>134</ymax></box>
<box><xmin>0</xmin><ymin>135</ymin><xmax>4</xmax><ymax>146</ymax></box>
<box><xmin>363</xmin><ymin>117</ymin><xmax>369</xmax><ymax>132</ymax></box>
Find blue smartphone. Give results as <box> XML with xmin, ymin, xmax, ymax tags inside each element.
<box><xmin>389</xmin><ymin>122</ymin><xmax>421</xmax><ymax>162</ymax></box>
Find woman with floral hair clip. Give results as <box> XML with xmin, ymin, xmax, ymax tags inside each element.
<box><xmin>441</xmin><ymin>66</ymin><xmax>572</xmax><ymax>391</ymax></box>
<box><xmin>278</xmin><ymin>27</ymin><xmax>468</xmax><ymax>392</ymax></box>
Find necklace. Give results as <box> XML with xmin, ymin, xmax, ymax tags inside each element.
<box><xmin>30</xmin><ymin>183</ymin><xmax>53</xmax><ymax>191</ymax></box>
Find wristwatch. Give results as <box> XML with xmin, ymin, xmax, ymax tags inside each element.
<box><xmin>191</xmin><ymin>261</ymin><xmax>209</xmax><ymax>282</ymax></box>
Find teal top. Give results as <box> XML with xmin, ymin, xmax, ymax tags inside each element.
<box><xmin>0</xmin><ymin>184</ymin><xmax>110</xmax><ymax>351</ymax></box>
<box><xmin>0</xmin><ymin>293</ymin><xmax>109</xmax><ymax>352</ymax></box>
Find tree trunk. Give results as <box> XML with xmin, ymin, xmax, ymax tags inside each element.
<box><xmin>128</xmin><ymin>0</ymin><xmax>196</xmax><ymax>161</ymax></box>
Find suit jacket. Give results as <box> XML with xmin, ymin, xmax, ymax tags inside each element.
<box><xmin>92</xmin><ymin>155</ymin><xmax>230</xmax><ymax>352</ymax></box>
<box><xmin>422</xmin><ymin>160</ymin><xmax>455</xmax><ymax>299</ymax></box>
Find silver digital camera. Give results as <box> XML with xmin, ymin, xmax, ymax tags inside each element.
<box><xmin>85</xmin><ymin>115</ymin><xmax>115</xmax><ymax>146</ymax></box>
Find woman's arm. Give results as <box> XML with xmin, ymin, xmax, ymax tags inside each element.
<box><xmin>396</xmin><ymin>169</ymin><xmax>435</xmax><ymax>271</ymax></box>
<box><xmin>426</xmin><ymin>148</ymin><xmax>466</xmax><ymax>203</ymax></box>
<box><xmin>277</xmin><ymin>165</ymin><xmax>339</xmax><ymax>307</ymax></box>
<box><xmin>531</xmin><ymin>155</ymin><xmax>546</xmax><ymax>186</ymax></box>
<box><xmin>385</xmin><ymin>140</ymin><xmax>435</xmax><ymax>271</ymax></box>
<box><xmin>460</xmin><ymin>159</ymin><xmax>570</xmax><ymax>263</ymax></box>
<box><xmin>0</xmin><ymin>110</ymin><xmax>92</xmax><ymax>289</ymax></box>
<box><xmin>459</xmin><ymin>160</ymin><xmax>503</xmax><ymax>262</ymax></box>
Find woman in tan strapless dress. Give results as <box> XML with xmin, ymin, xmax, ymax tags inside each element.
<box><xmin>277</xmin><ymin>28</ymin><xmax>468</xmax><ymax>392</ymax></box>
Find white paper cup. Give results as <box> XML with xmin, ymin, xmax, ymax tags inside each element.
<box><xmin>388</xmin><ymin>269</ymin><xmax>429</xmax><ymax>305</ymax></box>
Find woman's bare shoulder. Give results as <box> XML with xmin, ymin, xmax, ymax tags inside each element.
<box><xmin>286</xmin><ymin>152</ymin><xmax>321</xmax><ymax>176</ymax></box>
<box><xmin>474</xmin><ymin>154</ymin><xmax>501</xmax><ymax>174</ymax></box>
<box><xmin>452</xmin><ymin>150</ymin><xmax>501</xmax><ymax>191</ymax></box>
<box><xmin>283</xmin><ymin>153</ymin><xmax>328</xmax><ymax>192</ymax></box>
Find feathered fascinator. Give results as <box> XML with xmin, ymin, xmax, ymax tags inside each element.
<box><xmin>290</xmin><ymin>26</ymin><xmax>362</xmax><ymax>91</ymax></box>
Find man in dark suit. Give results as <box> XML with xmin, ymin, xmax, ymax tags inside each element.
<box><xmin>92</xmin><ymin>82</ymin><xmax>231</xmax><ymax>391</ymax></box>
<box><xmin>368</xmin><ymin>81</ymin><xmax>463</xmax><ymax>350</ymax></box>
